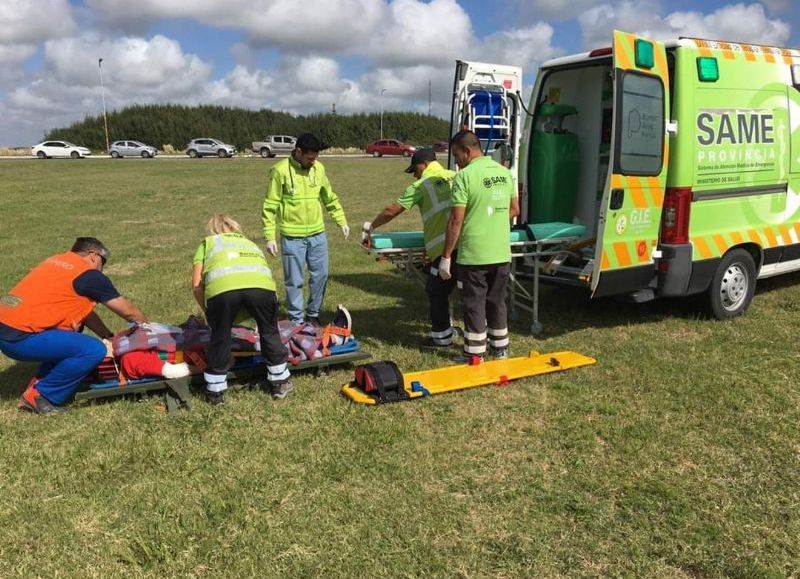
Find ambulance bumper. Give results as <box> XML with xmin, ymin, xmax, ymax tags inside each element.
<box><xmin>657</xmin><ymin>243</ymin><xmax>692</xmax><ymax>296</ymax></box>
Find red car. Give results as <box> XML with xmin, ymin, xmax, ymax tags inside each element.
<box><xmin>366</xmin><ymin>139</ymin><xmax>416</xmax><ymax>157</ymax></box>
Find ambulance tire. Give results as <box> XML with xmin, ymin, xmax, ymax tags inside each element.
<box><xmin>707</xmin><ymin>248</ymin><xmax>756</xmax><ymax>320</ymax></box>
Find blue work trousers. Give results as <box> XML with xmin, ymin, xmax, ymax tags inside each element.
<box><xmin>281</xmin><ymin>232</ymin><xmax>329</xmax><ymax>323</ymax></box>
<box><xmin>0</xmin><ymin>330</ymin><xmax>107</xmax><ymax>405</ymax></box>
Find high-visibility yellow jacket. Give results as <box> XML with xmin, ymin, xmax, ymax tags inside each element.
<box><xmin>262</xmin><ymin>156</ymin><xmax>347</xmax><ymax>241</ymax></box>
<box><xmin>193</xmin><ymin>233</ymin><xmax>276</xmax><ymax>299</ymax></box>
<box><xmin>396</xmin><ymin>161</ymin><xmax>455</xmax><ymax>261</ymax></box>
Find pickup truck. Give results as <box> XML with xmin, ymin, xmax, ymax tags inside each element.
<box><xmin>251</xmin><ymin>135</ymin><xmax>296</xmax><ymax>158</ymax></box>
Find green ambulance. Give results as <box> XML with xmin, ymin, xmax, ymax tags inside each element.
<box><xmin>450</xmin><ymin>30</ymin><xmax>800</xmax><ymax>318</ymax></box>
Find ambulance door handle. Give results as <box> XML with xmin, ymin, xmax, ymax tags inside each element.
<box><xmin>609</xmin><ymin>188</ymin><xmax>624</xmax><ymax>210</ymax></box>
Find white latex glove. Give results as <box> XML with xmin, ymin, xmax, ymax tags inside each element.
<box><xmin>266</xmin><ymin>240</ymin><xmax>278</xmax><ymax>256</ymax></box>
<box><xmin>361</xmin><ymin>221</ymin><xmax>373</xmax><ymax>242</ymax></box>
<box><xmin>439</xmin><ymin>257</ymin><xmax>452</xmax><ymax>280</ymax></box>
<box><xmin>102</xmin><ymin>338</ymin><xmax>114</xmax><ymax>358</ymax></box>
<box><xmin>341</xmin><ymin>225</ymin><xmax>350</xmax><ymax>239</ymax></box>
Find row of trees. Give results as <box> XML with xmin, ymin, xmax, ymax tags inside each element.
<box><xmin>46</xmin><ymin>104</ymin><xmax>451</xmax><ymax>151</ymax></box>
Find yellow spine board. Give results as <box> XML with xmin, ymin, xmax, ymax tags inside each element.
<box><xmin>341</xmin><ymin>350</ymin><xmax>596</xmax><ymax>405</ymax></box>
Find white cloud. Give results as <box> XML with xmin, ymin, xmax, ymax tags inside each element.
<box><xmin>0</xmin><ymin>0</ymin><xmax>75</xmax><ymax>65</ymax></box>
<box><xmin>0</xmin><ymin>1</ymin><xmax>565</xmax><ymax>145</ymax></box>
<box><xmin>513</xmin><ymin>0</ymin><xmax>599</xmax><ymax>21</ymax></box>
<box><xmin>481</xmin><ymin>23</ymin><xmax>562</xmax><ymax>70</ymax></box>
<box><xmin>579</xmin><ymin>2</ymin><xmax>791</xmax><ymax>50</ymax></box>
<box><xmin>365</xmin><ymin>0</ymin><xmax>473</xmax><ymax>67</ymax></box>
<box><xmin>86</xmin><ymin>0</ymin><xmax>385</xmax><ymax>53</ymax></box>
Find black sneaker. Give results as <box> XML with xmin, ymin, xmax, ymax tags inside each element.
<box><xmin>205</xmin><ymin>390</ymin><xmax>225</xmax><ymax>406</ymax></box>
<box><xmin>271</xmin><ymin>381</ymin><xmax>294</xmax><ymax>400</ymax></box>
<box><xmin>488</xmin><ymin>347</ymin><xmax>509</xmax><ymax>360</ymax></box>
<box><xmin>421</xmin><ymin>337</ymin><xmax>453</xmax><ymax>349</ymax></box>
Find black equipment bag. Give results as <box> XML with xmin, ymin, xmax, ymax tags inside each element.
<box><xmin>353</xmin><ymin>361</ymin><xmax>409</xmax><ymax>403</ymax></box>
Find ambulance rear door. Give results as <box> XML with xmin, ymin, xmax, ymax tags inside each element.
<box><xmin>592</xmin><ymin>31</ymin><xmax>671</xmax><ymax>297</ymax></box>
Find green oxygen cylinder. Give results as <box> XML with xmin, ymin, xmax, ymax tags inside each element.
<box><xmin>529</xmin><ymin>103</ymin><xmax>579</xmax><ymax>224</ymax></box>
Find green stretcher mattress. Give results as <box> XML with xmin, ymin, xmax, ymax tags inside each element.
<box><xmin>368</xmin><ymin>223</ymin><xmax>586</xmax><ymax>250</ymax></box>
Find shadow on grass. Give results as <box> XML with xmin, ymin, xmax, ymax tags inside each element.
<box><xmin>334</xmin><ymin>269</ymin><xmax>711</xmax><ymax>341</ymax></box>
<box><xmin>0</xmin><ymin>361</ymin><xmax>36</xmax><ymax>401</ymax></box>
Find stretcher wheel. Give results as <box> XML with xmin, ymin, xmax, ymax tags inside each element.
<box><xmin>530</xmin><ymin>321</ymin><xmax>543</xmax><ymax>335</ymax></box>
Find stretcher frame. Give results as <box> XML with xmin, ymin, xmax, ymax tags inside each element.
<box><xmin>74</xmin><ymin>350</ymin><xmax>371</xmax><ymax>414</ymax></box>
<box><xmin>363</xmin><ymin>235</ymin><xmax>582</xmax><ymax>334</ymax></box>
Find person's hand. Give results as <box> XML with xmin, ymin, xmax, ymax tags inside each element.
<box><xmin>361</xmin><ymin>221</ymin><xmax>372</xmax><ymax>242</ymax></box>
<box><xmin>102</xmin><ymin>338</ymin><xmax>114</xmax><ymax>358</ymax></box>
<box><xmin>266</xmin><ymin>240</ymin><xmax>278</xmax><ymax>256</ymax></box>
<box><xmin>439</xmin><ymin>257</ymin><xmax>452</xmax><ymax>280</ymax></box>
<box><xmin>341</xmin><ymin>225</ymin><xmax>350</xmax><ymax>239</ymax></box>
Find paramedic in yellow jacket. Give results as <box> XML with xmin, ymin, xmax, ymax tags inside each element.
<box><xmin>193</xmin><ymin>214</ymin><xmax>292</xmax><ymax>405</ymax></box>
<box><xmin>262</xmin><ymin>133</ymin><xmax>349</xmax><ymax>326</ymax></box>
<box><xmin>363</xmin><ymin>148</ymin><xmax>457</xmax><ymax>347</ymax></box>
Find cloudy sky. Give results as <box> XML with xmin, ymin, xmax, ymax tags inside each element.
<box><xmin>0</xmin><ymin>0</ymin><xmax>797</xmax><ymax>145</ymax></box>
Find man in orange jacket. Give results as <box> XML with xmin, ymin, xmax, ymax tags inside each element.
<box><xmin>0</xmin><ymin>237</ymin><xmax>147</xmax><ymax>413</ymax></box>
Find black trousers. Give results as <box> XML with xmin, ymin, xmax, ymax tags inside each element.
<box><xmin>426</xmin><ymin>256</ymin><xmax>457</xmax><ymax>342</ymax></box>
<box><xmin>205</xmin><ymin>288</ymin><xmax>288</xmax><ymax>382</ymax></box>
<box><xmin>457</xmin><ymin>262</ymin><xmax>510</xmax><ymax>355</ymax></box>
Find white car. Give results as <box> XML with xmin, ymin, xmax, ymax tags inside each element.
<box><xmin>32</xmin><ymin>140</ymin><xmax>92</xmax><ymax>159</ymax></box>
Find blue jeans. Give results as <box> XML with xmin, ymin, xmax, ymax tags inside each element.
<box><xmin>281</xmin><ymin>232</ymin><xmax>329</xmax><ymax>323</ymax></box>
<box><xmin>0</xmin><ymin>330</ymin><xmax>106</xmax><ymax>405</ymax></box>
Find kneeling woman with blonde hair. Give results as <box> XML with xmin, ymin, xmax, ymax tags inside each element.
<box><xmin>192</xmin><ymin>214</ymin><xmax>291</xmax><ymax>405</ymax></box>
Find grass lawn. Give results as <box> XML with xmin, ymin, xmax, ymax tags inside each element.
<box><xmin>0</xmin><ymin>157</ymin><xmax>799</xmax><ymax>577</ymax></box>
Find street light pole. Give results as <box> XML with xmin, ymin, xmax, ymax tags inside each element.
<box><xmin>380</xmin><ymin>88</ymin><xmax>386</xmax><ymax>140</ymax></box>
<box><xmin>98</xmin><ymin>58</ymin><xmax>109</xmax><ymax>151</ymax></box>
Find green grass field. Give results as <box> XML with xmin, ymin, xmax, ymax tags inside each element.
<box><xmin>1</xmin><ymin>158</ymin><xmax>799</xmax><ymax>577</ymax></box>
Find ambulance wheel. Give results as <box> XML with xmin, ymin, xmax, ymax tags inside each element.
<box><xmin>530</xmin><ymin>321</ymin><xmax>544</xmax><ymax>335</ymax></box>
<box><xmin>708</xmin><ymin>248</ymin><xmax>756</xmax><ymax>320</ymax></box>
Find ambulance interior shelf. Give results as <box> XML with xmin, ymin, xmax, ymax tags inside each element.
<box><xmin>362</xmin><ymin>224</ymin><xmax>587</xmax><ymax>334</ymax></box>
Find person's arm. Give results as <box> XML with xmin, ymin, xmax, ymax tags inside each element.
<box><xmin>442</xmin><ymin>207</ymin><xmax>466</xmax><ymax>259</ymax></box>
<box><xmin>510</xmin><ymin>194</ymin><xmax>520</xmax><ymax>221</ymax></box>
<box><xmin>83</xmin><ymin>311</ymin><xmax>114</xmax><ymax>339</ymax></box>
<box><xmin>192</xmin><ymin>262</ymin><xmax>206</xmax><ymax>312</ymax></box>
<box><xmin>319</xmin><ymin>169</ymin><xmax>347</xmax><ymax>227</ymax></box>
<box><xmin>262</xmin><ymin>167</ymin><xmax>283</xmax><ymax>241</ymax></box>
<box><xmin>370</xmin><ymin>203</ymin><xmax>406</xmax><ymax>230</ymax></box>
<box><xmin>104</xmin><ymin>297</ymin><xmax>147</xmax><ymax>323</ymax></box>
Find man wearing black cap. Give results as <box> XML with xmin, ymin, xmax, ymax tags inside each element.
<box><xmin>262</xmin><ymin>133</ymin><xmax>349</xmax><ymax>326</ymax></box>
<box><xmin>363</xmin><ymin>148</ymin><xmax>458</xmax><ymax>347</ymax></box>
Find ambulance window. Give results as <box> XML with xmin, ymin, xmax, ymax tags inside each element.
<box><xmin>614</xmin><ymin>70</ymin><xmax>664</xmax><ymax>176</ymax></box>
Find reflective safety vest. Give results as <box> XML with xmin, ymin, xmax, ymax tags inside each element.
<box><xmin>200</xmin><ymin>233</ymin><xmax>276</xmax><ymax>299</ymax></box>
<box><xmin>0</xmin><ymin>251</ymin><xmax>95</xmax><ymax>333</ymax></box>
<box><xmin>404</xmin><ymin>161</ymin><xmax>455</xmax><ymax>261</ymax></box>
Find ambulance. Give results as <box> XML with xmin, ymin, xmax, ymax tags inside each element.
<box><xmin>449</xmin><ymin>30</ymin><xmax>800</xmax><ymax>318</ymax></box>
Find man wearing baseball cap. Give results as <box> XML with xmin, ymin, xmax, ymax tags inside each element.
<box><xmin>363</xmin><ymin>148</ymin><xmax>458</xmax><ymax>348</ymax></box>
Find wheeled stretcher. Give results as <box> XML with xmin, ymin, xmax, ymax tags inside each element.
<box><xmin>363</xmin><ymin>222</ymin><xmax>587</xmax><ymax>333</ymax></box>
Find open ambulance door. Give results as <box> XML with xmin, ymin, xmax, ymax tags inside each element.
<box><xmin>591</xmin><ymin>31</ymin><xmax>670</xmax><ymax>297</ymax></box>
<box><xmin>449</xmin><ymin>61</ymin><xmax>524</xmax><ymax>182</ymax></box>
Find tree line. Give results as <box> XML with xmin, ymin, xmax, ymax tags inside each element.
<box><xmin>45</xmin><ymin>104</ymin><xmax>451</xmax><ymax>151</ymax></box>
